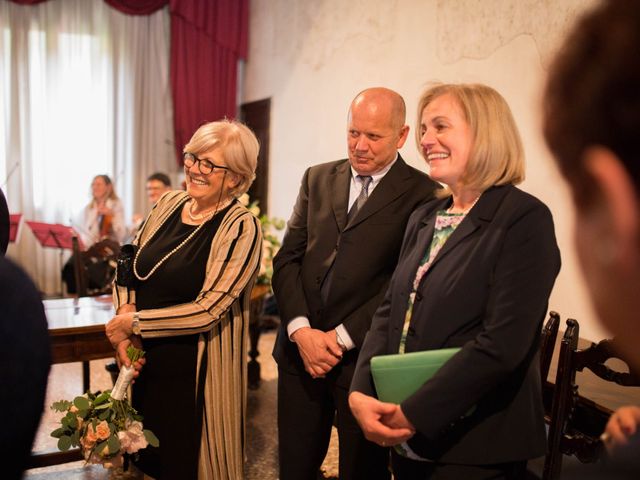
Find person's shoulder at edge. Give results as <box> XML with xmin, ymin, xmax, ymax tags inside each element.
<box><xmin>0</xmin><ymin>256</ymin><xmax>43</xmax><ymax>302</ymax></box>
<box><xmin>562</xmin><ymin>434</ymin><xmax>640</xmax><ymax>479</ymax></box>
<box><xmin>0</xmin><ymin>256</ymin><xmax>50</xmax><ymax>480</ymax></box>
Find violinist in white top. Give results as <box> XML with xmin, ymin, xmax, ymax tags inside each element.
<box><xmin>62</xmin><ymin>174</ymin><xmax>125</xmax><ymax>294</ymax></box>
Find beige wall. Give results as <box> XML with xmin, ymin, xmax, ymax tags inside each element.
<box><xmin>243</xmin><ymin>0</ymin><xmax>606</xmax><ymax>341</ymax></box>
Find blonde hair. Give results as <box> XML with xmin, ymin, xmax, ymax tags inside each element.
<box><xmin>91</xmin><ymin>174</ymin><xmax>118</xmax><ymax>202</ymax></box>
<box><xmin>416</xmin><ymin>83</ymin><xmax>525</xmax><ymax>196</ymax></box>
<box><xmin>184</xmin><ymin>119</ymin><xmax>260</xmax><ymax>197</ymax></box>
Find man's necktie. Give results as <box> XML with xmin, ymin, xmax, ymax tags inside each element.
<box><xmin>320</xmin><ymin>175</ymin><xmax>373</xmax><ymax>304</ymax></box>
<box><xmin>347</xmin><ymin>175</ymin><xmax>373</xmax><ymax>223</ymax></box>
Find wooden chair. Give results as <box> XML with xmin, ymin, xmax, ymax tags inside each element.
<box><xmin>71</xmin><ymin>236</ymin><xmax>119</xmax><ymax>298</ymax></box>
<box><xmin>540</xmin><ymin>311</ymin><xmax>561</xmax><ymax>428</ymax></box>
<box><xmin>540</xmin><ymin>311</ymin><xmax>560</xmax><ymax>385</ymax></box>
<box><xmin>543</xmin><ymin>318</ymin><xmax>640</xmax><ymax>479</ymax></box>
<box><xmin>72</xmin><ymin>235</ymin><xmax>89</xmax><ymax>297</ymax></box>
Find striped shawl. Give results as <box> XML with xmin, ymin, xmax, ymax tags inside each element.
<box><xmin>113</xmin><ymin>190</ymin><xmax>262</xmax><ymax>479</ymax></box>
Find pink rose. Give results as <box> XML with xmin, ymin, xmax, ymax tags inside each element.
<box><xmin>84</xmin><ymin>423</ymin><xmax>98</xmax><ymax>443</ymax></box>
<box><xmin>95</xmin><ymin>420</ymin><xmax>111</xmax><ymax>441</ymax></box>
<box><xmin>117</xmin><ymin>420</ymin><xmax>148</xmax><ymax>454</ymax></box>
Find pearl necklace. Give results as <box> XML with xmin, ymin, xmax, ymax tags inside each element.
<box><xmin>133</xmin><ymin>197</ymin><xmax>233</xmax><ymax>281</ymax></box>
<box><xmin>188</xmin><ymin>199</ymin><xmax>222</xmax><ymax>222</ymax></box>
<box><xmin>446</xmin><ymin>194</ymin><xmax>481</xmax><ymax>215</ymax></box>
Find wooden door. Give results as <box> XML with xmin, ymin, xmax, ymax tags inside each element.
<box><xmin>240</xmin><ymin>98</ymin><xmax>271</xmax><ymax>213</ymax></box>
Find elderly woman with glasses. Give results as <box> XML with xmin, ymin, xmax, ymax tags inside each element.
<box><xmin>106</xmin><ymin>119</ymin><xmax>263</xmax><ymax>479</ymax></box>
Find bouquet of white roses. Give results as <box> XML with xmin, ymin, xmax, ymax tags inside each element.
<box><xmin>50</xmin><ymin>346</ymin><xmax>159</xmax><ymax>469</ymax></box>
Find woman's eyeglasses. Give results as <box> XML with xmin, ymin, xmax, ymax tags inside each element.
<box><xmin>183</xmin><ymin>152</ymin><xmax>230</xmax><ymax>175</ymax></box>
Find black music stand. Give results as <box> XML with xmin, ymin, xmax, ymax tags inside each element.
<box><xmin>9</xmin><ymin>213</ymin><xmax>22</xmax><ymax>243</ymax></box>
<box><xmin>26</xmin><ymin>221</ymin><xmax>81</xmax><ymax>297</ymax></box>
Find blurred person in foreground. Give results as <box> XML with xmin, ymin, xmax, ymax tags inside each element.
<box><xmin>544</xmin><ymin>0</ymin><xmax>640</xmax><ymax>475</ymax></box>
<box><xmin>349</xmin><ymin>83</ymin><xmax>561</xmax><ymax>479</ymax></box>
<box><xmin>0</xmin><ymin>188</ymin><xmax>8</xmax><ymax>254</ymax></box>
<box><xmin>0</xmin><ymin>257</ymin><xmax>51</xmax><ymax>479</ymax></box>
<box><xmin>105</xmin><ymin>120</ymin><xmax>262</xmax><ymax>479</ymax></box>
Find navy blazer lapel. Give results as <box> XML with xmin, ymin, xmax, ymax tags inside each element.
<box><xmin>425</xmin><ymin>186</ymin><xmax>511</xmax><ymax>272</ymax></box>
<box><xmin>330</xmin><ymin>161</ymin><xmax>351</xmax><ymax>231</ymax></box>
<box><xmin>345</xmin><ymin>156</ymin><xmax>414</xmax><ymax>231</ymax></box>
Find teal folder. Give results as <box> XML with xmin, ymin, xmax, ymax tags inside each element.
<box><xmin>371</xmin><ymin>348</ymin><xmax>461</xmax><ymax>404</ymax></box>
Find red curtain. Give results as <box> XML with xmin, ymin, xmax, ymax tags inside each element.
<box><xmin>169</xmin><ymin>0</ymin><xmax>249</xmax><ymax>163</ymax></box>
<box><xmin>7</xmin><ymin>0</ymin><xmax>48</xmax><ymax>4</ymax></box>
<box><xmin>104</xmin><ymin>0</ymin><xmax>167</xmax><ymax>15</ymax></box>
<box><xmin>8</xmin><ymin>0</ymin><xmax>249</xmax><ymax>166</ymax></box>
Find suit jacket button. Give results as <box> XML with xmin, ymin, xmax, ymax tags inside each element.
<box><xmin>415</xmin><ymin>292</ymin><xmax>423</xmax><ymax>302</ymax></box>
<box><xmin>407</xmin><ymin>327</ymin><xmax>415</xmax><ymax>336</ymax></box>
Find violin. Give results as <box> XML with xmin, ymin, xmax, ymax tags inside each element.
<box><xmin>99</xmin><ymin>212</ymin><xmax>113</xmax><ymax>240</ymax></box>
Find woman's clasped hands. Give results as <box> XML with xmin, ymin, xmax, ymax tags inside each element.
<box><xmin>348</xmin><ymin>391</ymin><xmax>416</xmax><ymax>447</ymax></box>
<box><xmin>105</xmin><ymin>305</ymin><xmax>145</xmax><ymax>379</ymax></box>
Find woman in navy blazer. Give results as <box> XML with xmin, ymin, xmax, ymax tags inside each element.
<box><xmin>349</xmin><ymin>83</ymin><xmax>561</xmax><ymax>479</ymax></box>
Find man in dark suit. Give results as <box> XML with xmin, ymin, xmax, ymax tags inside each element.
<box><xmin>272</xmin><ymin>87</ymin><xmax>439</xmax><ymax>480</ymax></box>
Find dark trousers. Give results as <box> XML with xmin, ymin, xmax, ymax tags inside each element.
<box><xmin>391</xmin><ymin>450</ymin><xmax>527</xmax><ymax>480</ymax></box>
<box><xmin>278</xmin><ymin>367</ymin><xmax>390</xmax><ymax>480</ymax></box>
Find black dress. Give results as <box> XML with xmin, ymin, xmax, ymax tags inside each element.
<box><xmin>131</xmin><ymin>201</ymin><xmax>232</xmax><ymax>479</ymax></box>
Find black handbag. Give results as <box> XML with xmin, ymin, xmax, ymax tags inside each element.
<box><xmin>115</xmin><ymin>244</ymin><xmax>139</xmax><ymax>288</ymax></box>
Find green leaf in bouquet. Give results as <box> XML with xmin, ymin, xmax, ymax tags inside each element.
<box><xmin>98</xmin><ymin>409</ymin><xmax>111</xmax><ymax>420</ymax></box>
<box><xmin>95</xmin><ymin>439</ymin><xmax>107</xmax><ymax>456</ymax></box>
<box><xmin>50</xmin><ymin>427</ymin><xmax>66</xmax><ymax>438</ymax></box>
<box><xmin>94</xmin><ymin>402</ymin><xmax>111</xmax><ymax>411</ymax></box>
<box><xmin>67</xmin><ymin>414</ymin><xmax>78</xmax><ymax>429</ymax></box>
<box><xmin>93</xmin><ymin>391</ymin><xmax>111</xmax><ymax>405</ymax></box>
<box><xmin>73</xmin><ymin>396</ymin><xmax>90</xmax><ymax>411</ymax></box>
<box><xmin>58</xmin><ymin>435</ymin><xmax>72</xmax><ymax>451</ymax></box>
<box><xmin>127</xmin><ymin>345</ymin><xmax>146</xmax><ymax>362</ymax></box>
<box><xmin>107</xmin><ymin>434</ymin><xmax>121</xmax><ymax>454</ymax></box>
<box><xmin>51</xmin><ymin>400</ymin><xmax>72</xmax><ymax>412</ymax></box>
<box><xmin>76</xmin><ymin>409</ymin><xmax>89</xmax><ymax>419</ymax></box>
<box><xmin>143</xmin><ymin>429</ymin><xmax>159</xmax><ymax>447</ymax></box>
<box><xmin>71</xmin><ymin>430</ymin><xmax>80</xmax><ymax>447</ymax></box>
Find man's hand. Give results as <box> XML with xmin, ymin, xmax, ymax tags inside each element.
<box><xmin>292</xmin><ymin>327</ymin><xmax>343</xmax><ymax>378</ymax></box>
<box><xmin>602</xmin><ymin>405</ymin><xmax>640</xmax><ymax>453</ymax></box>
<box><xmin>348</xmin><ymin>391</ymin><xmax>415</xmax><ymax>447</ymax></box>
